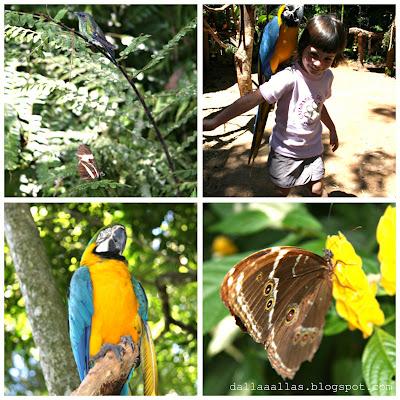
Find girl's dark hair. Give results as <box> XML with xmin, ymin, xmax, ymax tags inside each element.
<box><xmin>298</xmin><ymin>15</ymin><xmax>347</xmax><ymax>67</ymax></box>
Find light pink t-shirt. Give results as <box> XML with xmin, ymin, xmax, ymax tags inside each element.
<box><xmin>259</xmin><ymin>62</ymin><xmax>333</xmax><ymax>158</ymax></box>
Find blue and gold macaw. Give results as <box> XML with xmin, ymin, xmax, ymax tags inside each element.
<box><xmin>249</xmin><ymin>4</ymin><xmax>304</xmax><ymax>164</ymax></box>
<box><xmin>68</xmin><ymin>224</ymin><xmax>158</xmax><ymax>395</ymax></box>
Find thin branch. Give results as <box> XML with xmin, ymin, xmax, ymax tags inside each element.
<box><xmin>203</xmin><ymin>19</ymin><xmax>228</xmax><ymax>49</ymax></box>
<box><xmin>156</xmin><ymin>280</ymin><xmax>196</xmax><ymax>336</ymax></box>
<box><xmin>157</xmin><ymin>270</ymin><xmax>197</xmax><ymax>285</ymax></box>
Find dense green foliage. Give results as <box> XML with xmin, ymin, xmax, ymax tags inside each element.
<box><xmin>205</xmin><ymin>4</ymin><xmax>395</xmax><ymax>66</ymax></box>
<box><xmin>5</xmin><ymin>5</ymin><xmax>197</xmax><ymax>197</ymax></box>
<box><xmin>4</xmin><ymin>203</ymin><xmax>197</xmax><ymax>395</ymax></box>
<box><xmin>203</xmin><ymin>203</ymin><xmax>395</xmax><ymax>395</ymax></box>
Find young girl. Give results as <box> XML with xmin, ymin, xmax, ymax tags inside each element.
<box><xmin>203</xmin><ymin>15</ymin><xmax>347</xmax><ymax>197</ymax></box>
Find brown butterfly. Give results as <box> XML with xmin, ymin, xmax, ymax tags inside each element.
<box><xmin>220</xmin><ymin>246</ymin><xmax>333</xmax><ymax>379</ymax></box>
<box><xmin>76</xmin><ymin>144</ymin><xmax>101</xmax><ymax>181</ymax></box>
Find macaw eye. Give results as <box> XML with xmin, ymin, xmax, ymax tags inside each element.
<box><xmin>97</xmin><ymin>227</ymin><xmax>111</xmax><ymax>243</ymax></box>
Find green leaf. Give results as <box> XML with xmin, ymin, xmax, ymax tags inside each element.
<box><xmin>282</xmin><ymin>206</ymin><xmax>323</xmax><ymax>233</ymax></box>
<box><xmin>257</xmin><ymin>15</ymin><xmax>267</xmax><ymax>25</ymax></box>
<box><xmin>136</xmin><ymin>17</ymin><xmax>196</xmax><ymax>75</ymax></box>
<box><xmin>203</xmin><ymin>253</ymin><xmax>252</xmax><ymax>333</ymax></box>
<box><xmin>362</xmin><ymin>329</ymin><xmax>395</xmax><ymax>395</ymax></box>
<box><xmin>53</xmin><ymin>8</ymin><xmax>68</xmax><ymax>23</ymax></box>
<box><xmin>324</xmin><ymin>305</ymin><xmax>348</xmax><ymax>336</ymax></box>
<box><xmin>332</xmin><ymin>358</ymin><xmax>364</xmax><ymax>394</ymax></box>
<box><xmin>5</xmin><ymin>128</ymin><xmax>21</xmax><ymax>171</ymax></box>
<box><xmin>209</xmin><ymin>203</ymin><xmax>235</xmax><ymax>219</ymax></box>
<box><xmin>209</xmin><ymin>210</ymin><xmax>270</xmax><ymax>236</ymax></box>
<box><xmin>118</xmin><ymin>34</ymin><xmax>151</xmax><ymax>60</ymax></box>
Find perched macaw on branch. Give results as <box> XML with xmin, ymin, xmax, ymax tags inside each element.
<box><xmin>68</xmin><ymin>224</ymin><xmax>158</xmax><ymax>395</ymax></box>
<box><xmin>74</xmin><ymin>12</ymin><xmax>118</xmax><ymax>63</ymax></box>
<box><xmin>249</xmin><ymin>4</ymin><xmax>304</xmax><ymax>164</ymax></box>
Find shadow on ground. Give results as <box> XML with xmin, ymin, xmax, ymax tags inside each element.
<box><xmin>204</xmin><ymin>140</ymin><xmax>359</xmax><ymax>197</ymax></box>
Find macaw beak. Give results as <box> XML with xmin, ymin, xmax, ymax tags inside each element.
<box><xmin>282</xmin><ymin>5</ymin><xmax>304</xmax><ymax>26</ymax></box>
<box><xmin>95</xmin><ymin>225</ymin><xmax>127</xmax><ymax>256</ymax></box>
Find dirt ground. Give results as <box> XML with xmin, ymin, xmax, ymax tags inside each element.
<box><xmin>203</xmin><ymin>62</ymin><xmax>396</xmax><ymax>197</ymax></box>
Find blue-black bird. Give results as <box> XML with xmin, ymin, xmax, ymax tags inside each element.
<box><xmin>74</xmin><ymin>12</ymin><xmax>117</xmax><ymax>63</ymax></box>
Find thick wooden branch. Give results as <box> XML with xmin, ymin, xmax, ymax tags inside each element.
<box><xmin>204</xmin><ymin>4</ymin><xmax>231</xmax><ymax>12</ymax></box>
<box><xmin>349</xmin><ymin>27</ymin><xmax>384</xmax><ymax>39</ymax></box>
<box><xmin>72</xmin><ymin>340</ymin><xmax>140</xmax><ymax>395</ymax></box>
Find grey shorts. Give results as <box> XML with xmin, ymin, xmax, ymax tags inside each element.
<box><xmin>267</xmin><ymin>149</ymin><xmax>325</xmax><ymax>188</ymax></box>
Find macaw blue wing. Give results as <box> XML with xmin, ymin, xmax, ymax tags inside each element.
<box><xmin>132</xmin><ymin>276</ymin><xmax>149</xmax><ymax>321</ymax></box>
<box><xmin>68</xmin><ymin>266</ymin><xmax>93</xmax><ymax>381</ymax></box>
<box><xmin>259</xmin><ymin>16</ymin><xmax>280</xmax><ymax>80</ymax></box>
<box><xmin>250</xmin><ymin>16</ymin><xmax>280</xmax><ymax>165</ymax></box>
<box><xmin>132</xmin><ymin>276</ymin><xmax>158</xmax><ymax>396</ymax></box>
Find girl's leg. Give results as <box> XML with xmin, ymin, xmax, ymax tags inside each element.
<box><xmin>307</xmin><ymin>180</ymin><xmax>324</xmax><ymax>197</ymax></box>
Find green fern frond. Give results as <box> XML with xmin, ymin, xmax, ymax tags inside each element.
<box><xmin>134</xmin><ymin>17</ymin><xmax>197</xmax><ymax>76</ymax></box>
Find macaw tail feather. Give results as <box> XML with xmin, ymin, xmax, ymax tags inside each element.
<box><xmin>249</xmin><ymin>101</ymin><xmax>273</xmax><ymax>165</ymax></box>
<box><xmin>141</xmin><ymin>321</ymin><xmax>158</xmax><ymax>396</ymax></box>
<box><xmin>120</xmin><ymin>367</ymin><xmax>135</xmax><ymax>396</ymax></box>
<box><xmin>120</xmin><ymin>382</ymin><xmax>129</xmax><ymax>396</ymax></box>
<box><xmin>249</xmin><ymin>57</ymin><xmax>273</xmax><ymax>165</ymax></box>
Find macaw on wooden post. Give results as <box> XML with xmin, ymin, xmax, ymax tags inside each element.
<box><xmin>68</xmin><ymin>224</ymin><xmax>158</xmax><ymax>395</ymax></box>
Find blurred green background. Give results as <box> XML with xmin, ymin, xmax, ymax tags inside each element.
<box><xmin>5</xmin><ymin>4</ymin><xmax>197</xmax><ymax>197</ymax></box>
<box><xmin>4</xmin><ymin>203</ymin><xmax>197</xmax><ymax>395</ymax></box>
<box><xmin>203</xmin><ymin>203</ymin><xmax>395</xmax><ymax>395</ymax></box>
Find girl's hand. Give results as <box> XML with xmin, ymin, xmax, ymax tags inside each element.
<box><xmin>330</xmin><ymin>130</ymin><xmax>339</xmax><ymax>152</ymax></box>
<box><xmin>203</xmin><ymin>117</ymin><xmax>216</xmax><ymax>131</ymax></box>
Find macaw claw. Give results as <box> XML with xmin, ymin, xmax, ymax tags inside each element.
<box><xmin>91</xmin><ymin>343</ymin><xmax>126</xmax><ymax>363</ymax></box>
<box><xmin>120</xmin><ymin>335</ymin><xmax>135</xmax><ymax>352</ymax></box>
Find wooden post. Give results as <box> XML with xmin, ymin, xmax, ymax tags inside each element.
<box><xmin>234</xmin><ymin>5</ymin><xmax>255</xmax><ymax>96</ymax></box>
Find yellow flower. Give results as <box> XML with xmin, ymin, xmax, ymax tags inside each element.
<box><xmin>326</xmin><ymin>232</ymin><xmax>385</xmax><ymax>338</ymax></box>
<box><xmin>212</xmin><ymin>235</ymin><xmax>238</xmax><ymax>257</ymax></box>
<box><xmin>377</xmin><ymin>205</ymin><xmax>396</xmax><ymax>295</ymax></box>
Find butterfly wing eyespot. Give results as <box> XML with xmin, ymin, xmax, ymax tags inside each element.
<box><xmin>300</xmin><ymin>332</ymin><xmax>309</xmax><ymax>346</ymax></box>
<box><xmin>309</xmin><ymin>330</ymin><xmax>318</xmax><ymax>342</ymax></box>
<box><xmin>284</xmin><ymin>303</ymin><xmax>299</xmax><ymax>326</ymax></box>
<box><xmin>265</xmin><ymin>296</ymin><xmax>275</xmax><ymax>311</ymax></box>
<box><xmin>263</xmin><ymin>279</ymin><xmax>275</xmax><ymax>296</ymax></box>
<box><xmin>292</xmin><ymin>329</ymin><xmax>302</xmax><ymax>345</ymax></box>
<box><xmin>256</xmin><ymin>272</ymin><xmax>263</xmax><ymax>282</ymax></box>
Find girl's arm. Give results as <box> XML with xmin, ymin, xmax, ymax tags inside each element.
<box><xmin>321</xmin><ymin>104</ymin><xmax>339</xmax><ymax>152</ymax></box>
<box><xmin>203</xmin><ymin>89</ymin><xmax>265</xmax><ymax>131</ymax></box>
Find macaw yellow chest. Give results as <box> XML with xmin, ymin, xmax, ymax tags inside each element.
<box><xmin>270</xmin><ymin>25</ymin><xmax>299</xmax><ymax>74</ymax></box>
<box><xmin>88</xmin><ymin>260</ymin><xmax>141</xmax><ymax>357</ymax></box>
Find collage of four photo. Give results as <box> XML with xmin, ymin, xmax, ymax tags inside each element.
<box><xmin>2</xmin><ymin>2</ymin><xmax>396</xmax><ymax>396</ymax></box>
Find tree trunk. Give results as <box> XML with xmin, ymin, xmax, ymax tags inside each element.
<box><xmin>203</xmin><ymin>26</ymin><xmax>210</xmax><ymax>75</ymax></box>
<box><xmin>357</xmin><ymin>32</ymin><xmax>365</xmax><ymax>68</ymax></box>
<box><xmin>4</xmin><ymin>203</ymin><xmax>80</xmax><ymax>395</ymax></box>
<box><xmin>234</xmin><ymin>5</ymin><xmax>255</xmax><ymax>96</ymax></box>
<box><xmin>385</xmin><ymin>20</ymin><xmax>395</xmax><ymax>76</ymax></box>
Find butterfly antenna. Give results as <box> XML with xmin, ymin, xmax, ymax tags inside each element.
<box><xmin>327</xmin><ymin>203</ymin><xmax>333</xmax><ymax>222</ymax></box>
